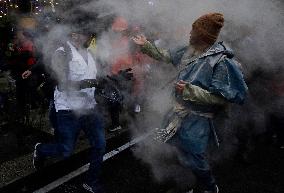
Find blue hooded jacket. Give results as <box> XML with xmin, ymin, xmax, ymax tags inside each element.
<box><xmin>169</xmin><ymin>42</ymin><xmax>248</xmax><ymax>106</ymax></box>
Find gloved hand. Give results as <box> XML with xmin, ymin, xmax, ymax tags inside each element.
<box><xmin>94</xmin><ymin>78</ymin><xmax>123</xmax><ymax>104</ymax></box>
<box><xmin>95</xmin><ymin>78</ymin><xmax>108</xmax><ymax>90</ymax></box>
<box><xmin>79</xmin><ymin>79</ymin><xmax>97</xmax><ymax>90</ymax></box>
<box><xmin>118</xmin><ymin>68</ymin><xmax>134</xmax><ymax>80</ymax></box>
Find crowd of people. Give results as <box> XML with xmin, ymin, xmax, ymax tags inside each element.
<box><xmin>0</xmin><ymin>9</ymin><xmax>283</xmax><ymax>193</ymax></box>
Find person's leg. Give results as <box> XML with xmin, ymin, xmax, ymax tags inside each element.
<box><xmin>177</xmin><ymin>114</ymin><xmax>216</xmax><ymax>192</ymax></box>
<box><xmin>15</xmin><ymin>80</ymin><xmax>27</xmax><ymax>146</ymax></box>
<box><xmin>37</xmin><ymin>111</ymin><xmax>79</xmax><ymax>158</ymax></box>
<box><xmin>48</xmin><ymin>101</ymin><xmax>58</xmax><ymax>141</ymax></box>
<box><xmin>81</xmin><ymin>109</ymin><xmax>106</xmax><ymax>192</ymax></box>
<box><xmin>108</xmin><ymin>102</ymin><xmax>121</xmax><ymax>132</ymax></box>
<box><xmin>273</xmin><ymin>114</ymin><xmax>284</xmax><ymax>148</ymax></box>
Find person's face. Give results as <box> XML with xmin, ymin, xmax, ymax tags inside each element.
<box><xmin>16</xmin><ymin>31</ymin><xmax>25</xmax><ymax>42</ymax></box>
<box><xmin>189</xmin><ymin>29</ymin><xmax>200</xmax><ymax>46</ymax></box>
<box><xmin>71</xmin><ymin>32</ymin><xmax>89</xmax><ymax>48</ymax></box>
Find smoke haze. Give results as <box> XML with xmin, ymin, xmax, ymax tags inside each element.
<box><xmin>30</xmin><ymin>0</ymin><xmax>284</xmax><ymax>186</ymax></box>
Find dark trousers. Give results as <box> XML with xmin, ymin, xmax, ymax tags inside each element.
<box><xmin>108</xmin><ymin>102</ymin><xmax>121</xmax><ymax>128</ymax></box>
<box><xmin>269</xmin><ymin>114</ymin><xmax>284</xmax><ymax>146</ymax></box>
<box><xmin>170</xmin><ymin>114</ymin><xmax>216</xmax><ymax>191</ymax></box>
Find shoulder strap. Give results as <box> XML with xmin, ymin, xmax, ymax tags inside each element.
<box><xmin>56</xmin><ymin>42</ymin><xmax>72</xmax><ymax>62</ymax></box>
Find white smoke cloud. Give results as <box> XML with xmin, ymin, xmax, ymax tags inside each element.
<box><xmin>33</xmin><ymin>0</ymin><xmax>284</xmax><ymax>185</ymax></box>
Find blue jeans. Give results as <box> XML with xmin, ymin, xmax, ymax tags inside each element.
<box><xmin>48</xmin><ymin>101</ymin><xmax>57</xmax><ymax>130</ymax></box>
<box><xmin>170</xmin><ymin>114</ymin><xmax>216</xmax><ymax>191</ymax></box>
<box><xmin>37</xmin><ymin>109</ymin><xmax>106</xmax><ymax>192</ymax></box>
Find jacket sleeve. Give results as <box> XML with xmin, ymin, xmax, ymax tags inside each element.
<box><xmin>28</xmin><ymin>49</ymin><xmax>46</xmax><ymax>74</ymax></box>
<box><xmin>29</xmin><ymin>62</ymin><xmax>40</xmax><ymax>73</ymax></box>
<box><xmin>141</xmin><ymin>41</ymin><xmax>171</xmax><ymax>63</ymax></box>
<box><xmin>209</xmin><ymin>58</ymin><xmax>248</xmax><ymax>104</ymax></box>
<box><xmin>51</xmin><ymin>50</ymin><xmax>69</xmax><ymax>90</ymax></box>
<box><xmin>182</xmin><ymin>83</ymin><xmax>227</xmax><ymax>105</ymax></box>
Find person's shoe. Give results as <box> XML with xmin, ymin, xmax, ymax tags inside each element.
<box><xmin>204</xmin><ymin>185</ymin><xmax>219</xmax><ymax>193</ymax></box>
<box><xmin>83</xmin><ymin>183</ymin><xmax>105</xmax><ymax>193</ymax></box>
<box><xmin>165</xmin><ymin>188</ymin><xmax>177</xmax><ymax>193</ymax></box>
<box><xmin>166</xmin><ymin>187</ymin><xmax>191</xmax><ymax>193</ymax></box>
<box><xmin>33</xmin><ymin>143</ymin><xmax>45</xmax><ymax>170</ymax></box>
<box><xmin>83</xmin><ymin>183</ymin><xmax>95</xmax><ymax>193</ymax></box>
<box><xmin>108</xmin><ymin>125</ymin><xmax>122</xmax><ymax>132</ymax></box>
<box><xmin>134</xmin><ymin>104</ymin><xmax>141</xmax><ymax>113</ymax></box>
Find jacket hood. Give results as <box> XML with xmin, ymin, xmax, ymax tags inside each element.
<box><xmin>170</xmin><ymin>41</ymin><xmax>234</xmax><ymax>66</ymax></box>
<box><xmin>201</xmin><ymin>41</ymin><xmax>234</xmax><ymax>59</ymax></box>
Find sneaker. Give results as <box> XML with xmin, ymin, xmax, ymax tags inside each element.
<box><xmin>165</xmin><ymin>188</ymin><xmax>177</xmax><ymax>193</ymax></box>
<box><xmin>166</xmin><ymin>187</ymin><xmax>191</xmax><ymax>193</ymax></box>
<box><xmin>108</xmin><ymin>125</ymin><xmax>122</xmax><ymax>132</ymax></box>
<box><xmin>134</xmin><ymin>104</ymin><xmax>141</xmax><ymax>113</ymax></box>
<box><xmin>33</xmin><ymin>143</ymin><xmax>45</xmax><ymax>170</ymax></box>
<box><xmin>83</xmin><ymin>183</ymin><xmax>105</xmax><ymax>193</ymax></box>
<box><xmin>204</xmin><ymin>185</ymin><xmax>219</xmax><ymax>193</ymax></box>
<box><xmin>83</xmin><ymin>183</ymin><xmax>95</xmax><ymax>193</ymax></box>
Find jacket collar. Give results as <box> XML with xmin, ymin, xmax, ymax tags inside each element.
<box><xmin>199</xmin><ymin>41</ymin><xmax>234</xmax><ymax>59</ymax></box>
<box><xmin>184</xmin><ymin>42</ymin><xmax>234</xmax><ymax>65</ymax></box>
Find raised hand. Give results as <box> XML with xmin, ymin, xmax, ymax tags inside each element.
<box><xmin>132</xmin><ymin>34</ymin><xmax>148</xmax><ymax>46</ymax></box>
<box><xmin>175</xmin><ymin>80</ymin><xmax>187</xmax><ymax>94</ymax></box>
<box><xmin>22</xmin><ymin>70</ymin><xmax>32</xmax><ymax>79</ymax></box>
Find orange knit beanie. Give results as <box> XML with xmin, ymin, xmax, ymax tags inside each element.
<box><xmin>192</xmin><ymin>13</ymin><xmax>224</xmax><ymax>45</ymax></box>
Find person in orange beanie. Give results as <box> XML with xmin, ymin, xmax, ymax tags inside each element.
<box><xmin>133</xmin><ymin>13</ymin><xmax>248</xmax><ymax>193</ymax></box>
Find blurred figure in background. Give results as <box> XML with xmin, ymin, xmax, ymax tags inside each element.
<box><xmin>109</xmin><ymin>16</ymin><xmax>153</xmax><ymax>132</ymax></box>
<box><xmin>5</xmin><ymin>29</ymin><xmax>38</xmax><ymax>146</ymax></box>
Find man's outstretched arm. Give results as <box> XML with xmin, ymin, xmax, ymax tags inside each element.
<box><xmin>132</xmin><ymin>35</ymin><xmax>171</xmax><ymax>63</ymax></box>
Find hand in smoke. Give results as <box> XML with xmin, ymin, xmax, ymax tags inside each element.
<box><xmin>107</xmin><ymin>68</ymin><xmax>134</xmax><ymax>85</ymax></box>
<box><xmin>132</xmin><ymin>35</ymin><xmax>148</xmax><ymax>46</ymax></box>
<box><xmin>22</xmin><ymin>70</ymin><xmax>32</xmax><ymax>79</ymax></box>
<box><xmin>175</xmin><ymin>80</ymin><xmax>187</xmax><ymax>94</ymax></box>
<box><xmin>118</xmin><ymin>68</ymin><xmax>134</xmax><ymax>80</ymax></box>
